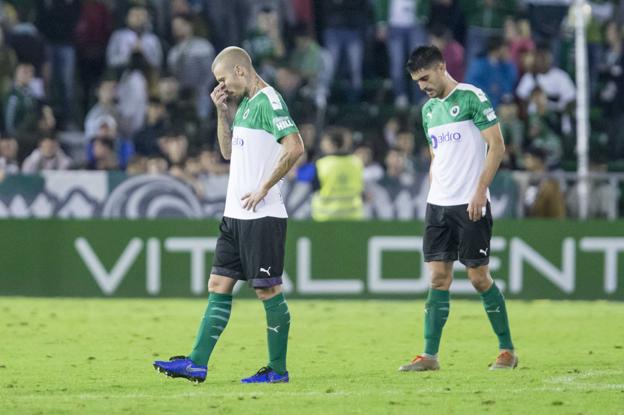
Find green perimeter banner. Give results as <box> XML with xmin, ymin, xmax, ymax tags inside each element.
<box><xmin>0</xmin><ymin>220</ymin><xmax>623</xmax><ymax>300</ymax></box>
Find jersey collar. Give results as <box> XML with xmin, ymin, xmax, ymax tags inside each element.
<box><xmin>438</xmin><ymin>82</ymin><xmax>460</xmax><ymax>102</ymax></box>
<box><xmin>249</xmin><ymin>86</ymin><xmax>270</xmax><ymax>101</ymax></box>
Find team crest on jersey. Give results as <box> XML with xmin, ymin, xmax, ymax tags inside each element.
<box><xmin>450</xmin><ymin>105</ymin><xmax>460</xmax><ymax>117</ymax></box>
<box><xmin>243</xmin><ymin>108</ymin><xmax>250</xmax><ymax>119</ymax></box>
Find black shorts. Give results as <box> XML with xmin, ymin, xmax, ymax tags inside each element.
<box><xmin>423</xmin><ymin>202</ymin><xmax>492</xmax><ymax>268</ymax></box>
<box><xmin>211</xmin><ymin>216</ymin><xmax>287</xmax><ymax>288</ymax></box>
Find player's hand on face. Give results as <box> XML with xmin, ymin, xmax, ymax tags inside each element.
<box><xmin>467</xmin><ymin>189</ymin><xmax>487</xmax><ymax>222</ymax></box>
<box><xmin>211</xmin><ymin>82</ymin><xmax>229</xmax><ymax>112</ymax></box>
<box><xmin>241</xmin><ymin>188</ymin><xmax>269</xmax><ymax>212</ymax></box>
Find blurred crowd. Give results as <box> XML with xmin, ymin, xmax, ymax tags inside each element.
<box><xmin>0</xmin><ymin>0</ymin><xmax>623</xmax><ymax>218</ymax></box>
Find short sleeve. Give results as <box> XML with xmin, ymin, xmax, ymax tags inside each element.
<box><xmin>421</xmin><ymin>104</ymin><xmax>431</xmax><ymax>145</ymax></box>
<box><xmin>470</xmin><ymin>89</ymin><xmax>499</xmax><ymax>131</ymax></box>
<box><xmin>261</xmin><ymin>89</ymin><xmax>299</xmax><ymax>141</ymax></box>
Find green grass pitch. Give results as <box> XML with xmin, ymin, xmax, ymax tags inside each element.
<box><xmin>1</xmin><ymin>298</ymin><xmax>623</xmax><ymax>414</ymax></box>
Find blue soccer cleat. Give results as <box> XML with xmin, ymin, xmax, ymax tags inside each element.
<box><xmin>240</xmin><ymin>366</ymin><xmax>289</xmax><ymax>384</ymax></box>
<box><xmin>153</xmin><ymin>355</ymin><xmax>207</xmax><ymax>383</ymax></box>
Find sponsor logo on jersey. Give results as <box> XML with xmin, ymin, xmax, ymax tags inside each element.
<box><xmin>483</xmin><ymin>107</ymin><xmax>497</xmax><ymax>121</ymax></box>
<box><xmin>273</xmin><ymin>116</ymin><xmax>294</xmax><ymax>131</ymax></box>
<box><xmin>450</xmin><ymin>105</ymin><xmax>460</xmax><ymax>117</ymax></box>
<box><xmin>430</xmin><ymin>131</ymin><xmax>462</xmax><ymax>149</ymax></box>
<box><xmin>232</xmin><ymin>137</ymin><xmax>245</xmax><ymax>146</ymax></box>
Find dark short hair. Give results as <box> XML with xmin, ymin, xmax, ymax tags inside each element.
<box><xmin>406</xmin><ymin>46</ymin><xmax>444</xmax><ymax>73</ymax></box>
<box><xmin>37</xmin><ymin>131</ymin><xmax>57</xmax><ymax>143</ymax></box>
<box><xmin>486</xmin><ymin>35</ymin><xmax>505</xmax><ymax>53</ymax></box>
<box><xmin>525</xmin><ymin>145</ymin><xmax>547</xmax><ymax>161</ymax></box>
<box><xmin>323</xmin><ymin>126</ymin><xmax>348</xmax><ymax>149</ymax></box>
<box><xmin>173</xmin><ymin>13</ymin><xmax>193</xmax><ymax>24</ymax></box>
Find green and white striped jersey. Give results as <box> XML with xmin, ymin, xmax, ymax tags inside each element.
<box><xmin>225</xmin><ymin>86</ymin><xmax>299</xmax><ymax>219</ymax></box>
<box><xmin>421</xmin><ymin>83</ymin><xmax>499</xmax><ymax>206</ymax></box>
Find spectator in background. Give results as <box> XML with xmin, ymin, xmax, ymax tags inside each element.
<box><xmin>35</xmin><ymin>0</ymin><xmax>81</xmax><ymax>128</ymax></box>
<box><xmin>354</xmin><ymin>144</ymin><xmax>384</xmax><ymax>183</ymax></box>
<box><xmin>395</xmin><ymin>130</ymin><xmax>419</xmax><ymax>175</ymax></box>
<box><xmin>243</xmin><ymin>6</ymin><xmax>286</xmax><ymax>82</ymax></box>
<box><xmin>145</xmin><ymin>154</ymin><xmax>168</xmax><ymax>174</ymax></box>
<box><xmin>321</xmin><ymin>0</ymin><xmax>369</xmax><ymax>102</ymax></box>
<box><xmin>116</xmin><ymin>51</ymin><xmax>149</xmax><ymax>137</ymax></box>
<box><xmin>522</xmin><ymin>145</ymin><xmax>565</xmax><ymax>218</ymax></box>
<box><xmin>4</xmin><ymin>63</ymin><xmax>37</xmax><ymax>138</ymax></box>
<box><xmin>375</xmin><ymin>0</ymin><xmax>429</xmax><ymax>108</ymax></box>
<box><xmin>459</xmin><ymin>0</ymin><xmax>516</xmax><ymax>65</ymax></box>
<box><xmin>87</xmin><ymin>135</ymin><xmax>119</xmax><ymax>170</ymax></box>
<box><xmin>170</xmin><ymin>0</ymin><xmax>209</xmax><ymax>39</ymax></box>
<box><xmin>159</xmin><ymin>130</ymin><xmax>202</xmax><ymax>194</ymax></box>
<box><xmin>133</xmin><ymin>96</ymin><xmax>169</xmax><ymax>156</ymax></box>
<box><xmin>504</xmin><ymin>17</ymin><xmax>534</xmax><ymax>76</ymax></box>
<box><xmin>0</xmin><ymin>28</ymin><xmax>17</xmax><ymax>99</ymax></box>
<box><xmin>157</xmin><ymin>75</ymin><xmax>200</xmax><ymax>148</ymax></box>
<box><xmin>465</xmin><ymin>35</ymin><xmax>517</xmax><ymax>108</ymax></box>
<box><xmin>6</xmin><ymin>7</ymin><xmax>46</xmax><ymax>80</ymax></box>
<box><xmin>106</xmin><ymin>5</ymin><xmax>162</xmax><ymax>72</ymax></box>
<box><xmin>125</xmin><ymin>154</ymin><xmax>147</xmax><ymax>175</ymax></box>
<box><xmin>516</xmin><ymin>44</ymin><xmax>576</xmax><ymax>117</ymax></box>
<box><xmin>429</xmin><ymin>24</ymin><xmax>465</xmax><ymax>82</ymax></box>
<box><xmin>203</xmin><ymin>0</ymin><xmax>249</xmax><ymax>51</ymax></box>
<box><xmin>497</xmin><ymin>96</ymin><xmax>523</xmax><ymax>170</ymax></box>
<box><xmin>160</xmin><ymin>128</ymin><xmax>188</xmax><ymax>169</ymax></box>
<box><xmin>524</xmin><ymin>0</ymin><xmax>568</xmax><ymax>59</ymax></box>
<box><xmin>167</xmin><ymin>13</ymin><xmax>215</xmax><ymax>120</ymax></box>
<box><xmin>427</xmin><ymin>0</ymin><xmax>465</xmax><ymax>45</ymax></box>
<box><xmin>381</xmin><ymin>146</ymin><xmax>414</xmax><ymax>189</ymax></box>
<box><xmin>276</xmin><ymin>24</ymin><xmax>326</xmax><ymax>107</ymax></box>
<box><xmin>84</xmin><ymin>77</ymin><xmax>119</xmax><ymax>141</ymax></box>
<box><xmin>597</xmin><ymin>20</ymin><xmax>624</xmax><ymax>160</ymax></box>
<box><xmin>247</xmin><ymin>0</ymin><xmax>295</xmax><ymax>34</ymax></box>
<box><xmin>311</xmin><ymin>127</ymin><xmax>364</xmax><ymax>221</ymax></box>
<box><xmin>525</xmin><ymin>87</ymin><xmax>563</xmax><ymax>168</ymax></box>
<box><xmin>21</xmin><ymin>132</ymin><xmax>71</xmax><ymax>173</ymax></box>
<box><xmin>566</xmin><ymin>152</ymin><xmax>619</xmax><ymax>218</ymax></box>
<box><xmin>196</xmin><ymin>147</ymin><xmax>230</xmax><ymax>199</ymax></box>
<box><xmin>292</xmin><ymin>0</ymin><xmax>314</xmax><ymax>30</ymax></box>
<box><xmin>0</xmin><ymin>135</ymin><xmax>19</xmax><ymax>176</ymax></box>
<box><xmin>86</xmin><ymin>115</ymin><xmax>134</xmax><ymax>170</ymax></box>
<box><xmin>74</xmin><ymin>0</ymin><xmax>113</xmax><ymax>113</ymax></box>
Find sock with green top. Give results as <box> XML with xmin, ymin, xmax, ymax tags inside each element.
<box><xmin>480</xmin><ymin>282</ymin><xmax>514</xmax><ymax>350</ymax></box>
<box><xmin>263</xmin><ymin>292</ymin><xmax>290</xmax><ymax>375</ymax></box>
<box><xmin>424</xmin><ymin>289</ymin><xmax>450</xmax><ymax>356</ymax></box>
<box><xmin>189</xmin><ymin>292</ymin><xmax>232</xmax><ymax>366</ymax></box>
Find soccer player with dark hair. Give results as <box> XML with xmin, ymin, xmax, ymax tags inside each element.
<box><xmin>153</xmin><ymin>47</ymin><xmax>304</xmax><ymax>383</ymax></box>
<box><xmin>399</xmin><ymin>46</ymin><xmax>517</xmax><ymax>371</ymax></box>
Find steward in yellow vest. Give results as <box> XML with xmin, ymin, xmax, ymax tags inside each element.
<box><xmin>311</xmin><ymin>128</ymin><xmax>364</xmax><ymax>221</ymax></box>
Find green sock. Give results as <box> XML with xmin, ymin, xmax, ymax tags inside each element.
<box><xmin>263</xmin><ymin>293</ymin><xmax>290</xmax><ymax>375</ymax></box>
<box><xmin>480</xmin><ymin>283</ymin><xmax>514</xmax><ymax>350</ymax></box>
<box><xmin>189</xmin><ymin>292</ymin><xmax>232</xmax><ymax>366</ymax></box>
<box><xmin>424</xmin><ymin>289</ymin><xmax>450</xmax><ymax>356</ymax></box>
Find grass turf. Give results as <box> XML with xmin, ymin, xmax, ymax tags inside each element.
<box><xmin>1</xmin><ymin>298</ymin><xmax>623</xmax><ymax>414</ymax></box>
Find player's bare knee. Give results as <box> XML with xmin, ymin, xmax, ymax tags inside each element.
<box><xmin>430</xmin><ymin>271</ymin><xmax>452</xmax><ymax>290</ymax></box>
<box><xmin>466</xmin><ymin>266</ymin><xmax>493</xmax><ymax>292</ymax></box>
<box><xmin>208</xmin><ymin>275</ymin><xmax>235</xmax><ymax>294</ymax></box>
<box><xmin>255</xmin><ymin>286</ymin><xmax>281</xmax><ymax>300</ymax></box>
